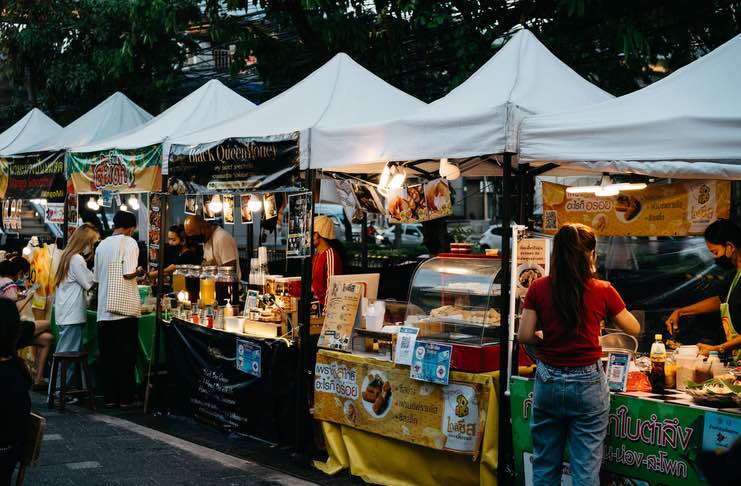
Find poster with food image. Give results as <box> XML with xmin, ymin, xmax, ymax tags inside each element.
<box><xmin>424</xmin><ymin>178</ymin><xmax>453</xmax><ymax>220</ymax></box>
<box><xmin>335</xmin><ymin>179</ymin><xmax>360</xmax><ymax>222</ymax></box>
<box><xmin>313</xmin><ymin>351</ymin><xmax>488</xmax><ymax>456</ymax></box>
<box><xmin>516</xmin><ymin>239</ymin><xmax>551</xmax><ymax>298</ymax></box>
<box><xmin>222</xmin><ymin>194</ymin><xmax>235</xmax><ymax>224</ymax></box>
<box><xmin>286</xmin><ymin>192</ymin><xmax>311</xmax><ymax>258</ymax></box>
<box><xmin>2</xmin><ymin>199</ymin><xmax>9</xmax><ymax>228</ymax></box>
<box><xmin>9</xmin><ymin>199</ymin><xmax>19</xmax><ymax>230</ymax></box>
<box><xmin>263</xmin><ymin>192</ymin><xmax>277</xmax><ymax>220</ymax></box>
<box><xmin>353</xmin><ymin>182</ymin><xmax>384</xmax><ymax>214</ymax></box>
<box><xmin>202</xmin><ymin>194</ymin><xmax>219</xmax><ymax>220</ymax></box>
<box><xmin>184</xmin><ymin>195</ymin><xmax>199</xmax><ymax>215</ymax></box>
<box><xmin>67</xmin><ymin>192</ymin><xmax>78</xmax><ymax>227</ymax></box>
<box><xmin>406</xmin><ymin>184</ymin><xmax>428</xmax><ymax>222</ymax></box>
<box><xmin>317</xmin><ymin>282</ymin><xmax>363</xmax><ymax>351</ymax></box>
<box><xmin>239</xmin><ymin>194</ymin><xmax>254</xmax><ymax>223</ymax></box>
<box><xmin>386</xmin><ymin>187</ymin><xmax>407</xmax><ymax>223</ymax></box>
<box><xmin>542</xmin><ymin>181</ymin><xmax>731</xmax><ymax>237</ymax></box>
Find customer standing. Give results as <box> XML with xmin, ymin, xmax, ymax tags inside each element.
<box><xmin>94</xmin><ymin>211</ymin><xmax>141</xmax><ymax>408</ymax></box>
<box><xmin>53</xmin><ymin>223</ymin><xmax>99</xmax><ymax>387</ymax></box>
<box><xmin>518</xmin><ymin>223</ymin><xmax>640</xmax><ymax>485</ymax></box>
<box><xmin>0</xmin><ymin>298</ymin><xmax>31</xmax><ymax>486</ymax></box>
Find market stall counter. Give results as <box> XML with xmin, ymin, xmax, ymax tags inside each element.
<box><xmin>313</xmin><ymin>350</ymin><xmax>536</xmax><ymax>486</ymax></box>
<box><xmin>510</xmin><ymin>376</ymin><xmax>741</xmax><ymax>486</ymax></box>
<box><xmin>51</xmin><ymin>309</ymin><xmax>163</xmax><ymax>384</ymax></box>
<box><xmin>163</xmin><ymin>317</ymin><xmax>298</xmax><ymax>444</ymax></box>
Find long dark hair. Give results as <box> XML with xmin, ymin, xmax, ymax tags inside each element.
<box><xmin>550</xmin><ymin>224</ymin><xmax>597</xmax><ymax>336</ymax></box>
<box><xmin>0</xmin><ymin>297</ymin><xmax>21</xmax><ymax>356</ymax></box>
<box><xmin>704</xmin><ymin>219</ymin><xmax>741</xmax><ymax>247</ymax></box>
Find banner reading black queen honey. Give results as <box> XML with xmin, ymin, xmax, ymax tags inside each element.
<box><xmin>1</xmin><ymin>151</ymin><xmax>66</xmax><ymax>202</ymax></box>
<box><xmin>167</xmin><ymin>133</ymin><xmax>299</xmax><ymax>194</ymax></box>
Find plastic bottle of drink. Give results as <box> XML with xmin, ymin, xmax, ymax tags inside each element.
<box><xmin>650</xmin><ymin>334</ymin><xmax>667</xmax><ymax>394</ymax></box>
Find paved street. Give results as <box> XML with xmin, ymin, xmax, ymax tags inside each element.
<box><xmin>20</xmin><ymin>392</ymin><xmax>343</xmax><ymax>486</ymax></box>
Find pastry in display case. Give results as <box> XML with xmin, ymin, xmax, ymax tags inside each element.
<box><xmin>405</xmin><ymin>255</ymin><xmax>530</xmax><ymax>372</ymax></box>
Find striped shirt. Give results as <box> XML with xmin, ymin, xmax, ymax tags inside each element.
<box><xmin>312</xmin><ymin>247</ymin><xmax>342</xmax><ymax>304</ymax></box>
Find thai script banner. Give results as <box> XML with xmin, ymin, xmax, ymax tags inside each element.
<box><xmin>66</xmin><ymin>144</ymin><xmax>162</xmax><ymax>193</ymax></box>
<box><xmin>510</xmin><ymin>376</ymin><xmax>719</xmax><ymax>485</ymax></box>
<box><xmin>1</xmin><ymin>151</ymin><xmax>66</xmax><ymax>202</ymax></box>
<box><xmin>542</xmin><ymin>180</ymin><xmax>731</xmax><ymax>236</ymax></box>
<box><xmin>167</xmin><ymin>133</ymin><xmax>299</xmax><ymax>194</ymax></box>
<box><xmin>313</xmin><ymin>351</ymin><xmax>488</xmax><ymax>456</ymax></box>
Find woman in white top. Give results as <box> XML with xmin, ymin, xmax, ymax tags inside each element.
<box><xmin>53</xmin><ymin>223</ymin><xmax>99</xmax><ymax>387</ymax></box>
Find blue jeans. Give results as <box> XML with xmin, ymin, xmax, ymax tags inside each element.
<box><xmin>531</xmin><ymin>360</ymin><xmax>609</xmax><ymax>486</ymax></box>
<box><xmin>56</xmin><ymin>323</ymin><xmax>84</xmax><ymax>387</ymax></box>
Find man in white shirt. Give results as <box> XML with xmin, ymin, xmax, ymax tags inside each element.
<box><xmin>93</xmin><ymin>211</ymin><xmax>141</xmax><ymax>408</ymax></box>
<box><xmin>184</xmin><ymin>215</ymin><xmax>241</xmax><ymax>279</ymax></box>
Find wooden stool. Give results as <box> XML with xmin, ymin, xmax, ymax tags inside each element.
<box><xmin>47</xmin><ymin>352</ymin><xmax>96</xmax><ymax>412</ymax></box>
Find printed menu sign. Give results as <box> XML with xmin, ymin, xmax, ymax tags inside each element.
<box><xmin>317</xmin><ymin>282</ymin><xmax>363</xmax><ymax>351</ymax></box>
<box><xmin>516</xmin><ymin>238</ymin><xmax>551</xmax><ymax>297</ymax></box>
<box><xmin>313</xmin><ymin>351</ymin><xmax>488</xmax><ymax>456</ymax></box>
<box><xmin>542</xmin><ymin>181</ymin><xmax>731</xmax><ymax>237</ymax></box>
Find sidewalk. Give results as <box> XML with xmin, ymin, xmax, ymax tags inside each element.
<box><xmin>20</xmin><ymin>391</ymin><xmax>352</xmax><ymax>486</ymax></box>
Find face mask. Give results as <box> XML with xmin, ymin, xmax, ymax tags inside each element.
<box><xmin>714</xmin><ymin>255</ymin><xmax>735</xmax><ymax>269</ymax></box>
<box><xmin>190</xmin><ymin>235</ymin><xmax>205</xmax><ymax>245</ymax></box>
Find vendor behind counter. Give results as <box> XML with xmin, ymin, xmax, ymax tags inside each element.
<box><xmin>184</xmin><ymin>215</ymin><xmax>240</xmax><ymax>279</ymax></box>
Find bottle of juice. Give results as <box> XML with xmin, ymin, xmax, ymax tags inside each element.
<box><xmin>650</xmin><ymin>334</ymin><xmax>667</xmax><ymax>394</ymax></box>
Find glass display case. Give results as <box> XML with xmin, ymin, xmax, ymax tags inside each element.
<box><xmin>405</xmin><ymin>255</ymin><xmax>504</xmax><ymax>347</ymax></box>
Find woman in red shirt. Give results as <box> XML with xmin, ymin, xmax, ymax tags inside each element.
<box><xmin>312</xmin><ymin>215</ymin><xmax>343</xmax><ymax>306</ymax></box>
<box><xmin>519</xmin><ymin>223</ymin><xmax>639</xmax><ymax>486</ymax></box>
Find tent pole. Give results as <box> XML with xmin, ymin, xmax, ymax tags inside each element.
<box><xmin>517</xmin><ymin>163</ymin><xmax>529</xmax><ymax>226</ymax></box>
<box><xmin>296</xmin><ymin>169</ymin><xmax>316</xmax><ymax>455</ymax></box>
<box><xmin>498</xmin><ymin>152</ymin><xmax>514</xmax><ymax>484</ymax></box>
<box><xmin>361</xmin><ymin>212</ymin><xmax>368</xmax><ymax>271</ymax></box>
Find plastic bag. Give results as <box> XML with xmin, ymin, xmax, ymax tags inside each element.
<box><xmin>626</xmin><ymin>371</ymin><xmax>652</xmax><ymax>392</ymax></box>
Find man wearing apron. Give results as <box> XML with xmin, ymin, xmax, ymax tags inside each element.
<box><xmin>666</xmin><ymin>219</ymin><xmax>741</xmax><ymax>358</ymax></box>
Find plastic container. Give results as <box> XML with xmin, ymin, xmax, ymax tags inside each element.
<box><xmin>138</xmin><ymin>285</ymin><xmax>151</xmax><ymax>305</ymax></box>
<box><xmin>185</xmin><ymin>265</ymin><xmax>201</xmax><ymax>304</ymax></box>
<box><xmin>676</xmin><ymin>355</ymin><xmax>699</xmax><ymax>390</ymax></box>
<box><xmin>664</xmin><ymin>356</ymin><xmax>677</xmax><ymax>389</ymax></box>
<box><xmin>708</xmin><ymin>351</ymin><xmax>725</xmax><ymax>377</ymax></box>
<box><xmin>172</xmin><ymin>265</ymin><xmax>187</xmax><ymax>294</ymax></box>
<box><xmin>200</xmin><ymin>266</ymin><xmax>217</xmax><ymax>306</ymax></box>
<box><xmin>216</xmin><ymin>266</ymin><xmax>239</xmax><ymax>308</ymax></box>
<box><xmin>649</xmin><ymin>334</ymin><xmax>667</xmax><ymax>393</ymax></box>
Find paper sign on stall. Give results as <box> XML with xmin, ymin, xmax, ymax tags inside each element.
<box><xmin>236</xmin><ymin>339</ymin><xmax>262</xmax><ymax>378</ymax></box>
<box><xmin>393</xmin><ymin>326</ymin><xmax>420</xmax><ymax>365</ymax></box>
<box><xmin>44</xmin><ymin>203</ymin><xmax>64</xmax><ymax>224</ymax></box>
<box><xmin>317</xmin><ymin>282</ymin><xmax>363</xmax><ymax>352</ymax></box>
<box><xmin>516</xmin><ymin>238</ymin><xmax>551</xmax><ymax>298</ymax></box>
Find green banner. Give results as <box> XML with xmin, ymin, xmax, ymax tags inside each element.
<box><xmin>66</xmin><ymin>145</ymin><xmax>162</xmax><ymax>193</ymax></box>
<box><xmin>510</xmin><ymin>377</ymin><xmax>731</xmax><ymax>486</ymax></box>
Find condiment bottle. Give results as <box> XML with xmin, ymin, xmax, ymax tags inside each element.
<box><xmin>223</xmin><ymin>301</ymin><xmax>234</xmax><ymax>318</ymax></box>
<box><xmin>649</xmin><ymin>334</ymin><xmax>666</xmax><ymax>394</ymax></box>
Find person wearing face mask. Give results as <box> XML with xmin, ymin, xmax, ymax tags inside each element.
<box><xmin>53</xmin><ymin>223</ymin><xmax>99</xmax><ymax>390</ymax></box>
<box><xmin>666</xmin><ymin>219</ymin><xmax>741</xmax><ymax>358</ymax></box>
<box><xmin>184</xmin><ymin>215</ymin><xmax>240</xmax><ymax>279</ymax></box>
<box><xmin>147</xmin><ymin>224</ymin><xmax>200</xmax><ymax>282</ymax></box>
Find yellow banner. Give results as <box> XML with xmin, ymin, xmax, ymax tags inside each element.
<box><xmin>313</xmin><ymin>351</ymin><xmax>488</xmax><ymax>456</ymax></box>
<box><xmin>542</xmin><ymin>181</ymin><xmax>731</xmax><ymax>236</ymax></box>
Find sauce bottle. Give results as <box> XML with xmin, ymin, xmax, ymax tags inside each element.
<box><xmin>650</xmin><ymin>334</ymin><xmax>666</xmax><ymax>394</ymax></box>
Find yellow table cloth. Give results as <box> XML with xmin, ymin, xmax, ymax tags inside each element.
<box><xmin>313</xmin><ymin>350</ymin><xmax>505</xmax><ymax>486</ymax></box>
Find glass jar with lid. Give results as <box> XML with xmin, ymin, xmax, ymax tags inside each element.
<box><xmin>216</xmin><ymin>266</ymin><xmax>239</xmax><ymax>308</ymax></box>
<box><xmin>172</xmin><ymin>265</ymin><xmax>187</xmax><ymax>294</ymax></box>
<box><xmin>185</xmin><ymin>265</ymin><xmax>201</xmax><ymax>304</ymax></box>
<box><xmin>200</xmin><ymin>265</ymin><xmax>217</xmax><ymax>306</ymax></box>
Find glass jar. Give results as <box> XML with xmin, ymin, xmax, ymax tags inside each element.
<box><xmin>172</xmin><ymin>265</ymin><xmax>187</xmax><ymax>294</ymax></box>
<box><xmin>216</xmin><ymin>266</ymin><xmax>239</xmax><ymax>308</ymax></box>
<box><xmin>200</xmin><ymin>265</ymin><xmax>217</xmax><ymax>306</ymax></box>
<box><xmin>185</xmin><ymin>265</ymin><xmax>201</xmax><ymax>304</ymax></box>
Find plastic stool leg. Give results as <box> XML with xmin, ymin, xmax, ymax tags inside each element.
<box><xmin>59</xmin><ymin>360</ymin><xmax>68</xmax><ymax>412</ymax></box>
<box><xmin>48</xmin><ymin>357</ymin><xmax>58</xmax><ymax>409</ymax></box>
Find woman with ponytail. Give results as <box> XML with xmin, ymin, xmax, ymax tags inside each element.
<box><xmin>519</xmin><ymin>223</ymin><xmax>640</xmax><ymax>485</ymax></box>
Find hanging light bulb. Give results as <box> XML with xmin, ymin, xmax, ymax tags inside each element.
<box><xmin>594</xmin><ymin>187</ymin><xmax>620</xmax><ymax>197</ymax></box>
<box><xmin>567</xmin><ymin>175</ymin><xmax>647</xmax><ymax>197</ymax></box>
<box><xmin>439</xmin><ymin>158</ymin><xmax>460</xmax><ymax>181</ymax></box>
<box><xmin>120</xmin><ymin>204</ymin><xmax>128</xmax><ymax>211</ymax></box>
<box><xmin>127</xmin><ymin>194</ymin><xmax>140</xmax><ymax>211</ymax></box>
<box><xmin>208</xmin><ymin>195</ymin><xmax>223</xmax><ymax>214</ymax></box>
<box><xmin>97</xmin><ymin>197</ymin><xmax>104</xmax><ymax>207</ymax></box>
<box><xmin>247</xmin><ymin>194</ymin><xmax>263</xmax><ymax>212</ymax></box>
<box><xmin>389</xmin><ymin>167</ymin><xmax>407</xmax><ymax>189</ymax></box>
<box><xmin>87</xmin><ymin>197</ymin><xmax>100</xmax><ymax>211</ymax></box>
<box><xmin>379</xmin><ymin>164</ymin><xmax>392</xmax><ymax>189</ymax></box>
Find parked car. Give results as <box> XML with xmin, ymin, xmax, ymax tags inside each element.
<box><xmin>314</xmin><ymin>203</ymin><xmax>361</xmax><ymax>242</ymax></box>
<box><xmin>375</xmin><ymin>224</ymin><xmax>424</xmax><ymax>248</ymax></box>
<box><xmin>479</xmin><ymin>225</ymin><xmax>503</xmax><ymax>250</ymax></box>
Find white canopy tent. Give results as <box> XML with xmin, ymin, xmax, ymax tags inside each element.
<box><xmin>519</xmin><ymin>33</ymin><xmax>741</xmax><ymax>176</ymax></box>
<box><xmin>0</xmin><ymin>108</ymin><xmax>62</xmax><ymax>156</ymax></box>
<box><xmin>18</xmin><ymin>92</ymin><xmax>152</xmax><ymax>153</ymax></box>
<box><xmin>73</xmin><ymin>79</ymin><xmax>255</xmax><ymax>155</ymax></box>
<box><xmin>305</xmin><ymin>29</ymin><xmax>612</xmax><ymax>173</ymax></box>
<box><xmin>167</xmin><ymin>53</ymin><xmax>426</xmax><ymax>171</ymax></box>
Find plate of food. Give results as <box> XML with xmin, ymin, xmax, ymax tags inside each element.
<box><xmin>516</xmin><ymin>263</ymin><xmax>544</xmax><ymax>290</ymax></box>
<box><xmin>614</xmin><ymin>194</ymin><xmax>642</xmax><ymax>223</ymax></box>
<box><xmin>361</xmin><ymin>370</ymin><xmax>393</xmax><ymax>418</ymax></box>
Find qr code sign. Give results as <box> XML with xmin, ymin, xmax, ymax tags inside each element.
<box><xmin>544</xmin><ymin>210</ymin><xmax>558</xmax><ymax>231</ymax></box>
<box><xmin>400</xmin><ymin>335</ymin><xmax>411</xmax><ymax>349</ymax></box>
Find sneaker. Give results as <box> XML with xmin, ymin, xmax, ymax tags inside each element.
<box><xmin>104</xmin><ymin>401</ymin><xmax>118</xmax><ymax>408</ymax></box>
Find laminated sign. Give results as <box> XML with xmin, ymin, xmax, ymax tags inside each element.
<box><xmin>542</xmin><ymin>181</ymin><xmax>731</xmax><ymax>237</ymax></box>
<box><xmin>313</xmin><ymin>352</ymin><xmax>488</xmax><ymax>456</ymax></box>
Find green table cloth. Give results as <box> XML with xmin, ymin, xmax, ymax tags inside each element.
<box><xmin>51</xmin><ymin>309</ymin><xmax>165</xmax><ymax>384</ymax></box>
